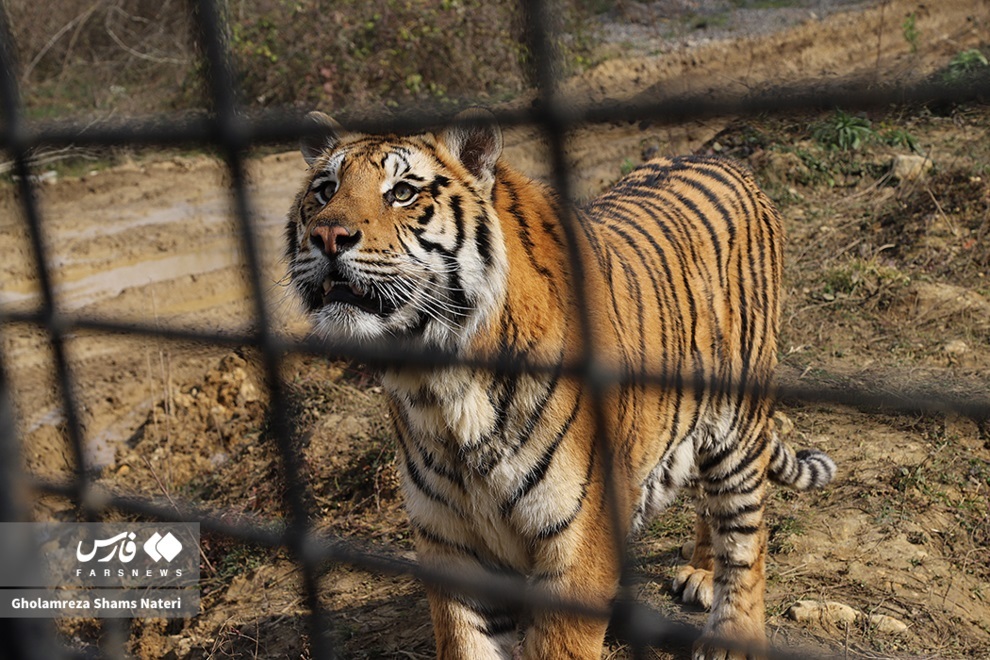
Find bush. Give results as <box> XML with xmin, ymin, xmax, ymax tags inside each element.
<box><xmin>8</xmin><ymin>0</ymin><xmax>566</xmax><ymax>117</ymax></box>
<box><xmin>7</xmin><ymin>0</ymin><xmax>198</xmax><ymax>117</ymax></box>
<box><xmin>811</xmin><ymin>110</ymin><xmax>876</xmax><ymax>151</ymax></box>
<box><xmin>944</xmin><ymin>48</ymin><xmax>989</xmax><ymax>83</ymax></box>
<box><xmin>227</xmin><ymin>0</ymin><xmax>529</xmax><ymax>111</ymax></box>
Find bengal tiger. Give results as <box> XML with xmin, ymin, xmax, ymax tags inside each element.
<box><xmin>286</xmin><ymin>109</ymin><xmax>836</xmax><ymax>659</ymax></box>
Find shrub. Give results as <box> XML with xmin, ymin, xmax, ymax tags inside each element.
<box><xmin>227</xmin><ymin>0</ymin><xmax>530</xmax><ymax>111</ymax></box>
<box><xmin>944</xmin><ymin>48</ymin><xmax>989</xmax><ymax>83</ymax></box>
<box><xmin>811</xmin><ymin>110</ymin><xmax>876</xmax><ymax>151</ymax></box>
<box><xmin>7</xmin><ymin>0</ymin><xmax>198</xmax><ymax>117</ymax></box>
<box><xmin>9</xmin><ymin>0</ymin><xmax>593</xmax><ymax>117</ymax></box>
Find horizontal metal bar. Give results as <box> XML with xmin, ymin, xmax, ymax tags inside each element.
<box><xmin>1</xmin><ymin>76</ymin><xmax>987</xmax><ymax>153</ymax></box>
<box><xmin>4</xmin><ymin>310</ymin><xmax>988</xmax><ymax>420</ymax></box>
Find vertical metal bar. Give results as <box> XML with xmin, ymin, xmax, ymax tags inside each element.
<box><xmin>0</xmin><ymin>354</ymin><xmax>67</xmax><ymax>660</ymax></box>
<box><xmin>189</xmin><ymin>1</ymin><xmax>334</xmax><ymax>656</ymax></box>
<box><xmin>0</xmin><ymin>8</ymin><xmax>85</xmax><ymax>660</ymax></box>
<box><xmin>519</xmin><ymin>0</ymin><xmax>643</xmax><ymax>652</ymax></box>
<box><xmin>0</xmin><ymin>0</ymin><xmax>92</xmax><ymax>510</ymax></box>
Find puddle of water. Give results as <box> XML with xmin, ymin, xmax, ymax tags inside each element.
<box><xmin>26</xmin><ymin>407</ymin><xmax>64</xmax><ymax>435</ymax></box>
<box><xmin>66</xmin><ymin>245</ymin><xmax>242</xmax><ymax>310</ymax></box>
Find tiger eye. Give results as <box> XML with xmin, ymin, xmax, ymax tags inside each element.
<box><xmin>313</xmin><ymin>179</ymin><xmax>337</xmax><ymax>204</ymax></box>
<box><xmin>391</xmin><ymin>182</ymin><xmax>417</xmax><ymax>203</ymax></box>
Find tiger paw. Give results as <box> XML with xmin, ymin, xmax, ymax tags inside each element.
<box><xmin>672</xmin><ymin>564</ymin><xmax>714</xmax><ymax>609</ymax></box>
<box><xmin>692</xmin><ymin>617</ymin><xmax>767</xmax><ymax>660</ymax></box>
<box><xmin>692</xmin><ymin>635</ymin><xmax>766</xmax><ymax>660</ymax></box>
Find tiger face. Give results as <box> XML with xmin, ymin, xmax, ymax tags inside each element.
<box><xmin>286</xmin><ymin>111</ymin><xmax>508</xmax><ymax>351</ymax></box>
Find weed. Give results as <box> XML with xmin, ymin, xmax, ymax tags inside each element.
<box><xmin>967</xmin><ymin>458</ymin><xmax>990</xmax><ymax>487</ymax></box>
<box><xmin>881</xmin><ymin>128</ymin><xmax>922</xmax><ymax>154</ymax></box>
<box><xmin>620</xmin><ymin>158</ymin><xmax>636</xmax><ymax>176</ymax></box>
<box><xmin>902</xmin><ymin>13</ymin><xmax>919</xmax><ymax>54</ymax></box>
<box><xmin>769</xmin><ymin>515</ymin><xmax>803</xmax><ymax>554</ymax></box>
<box><xmin>686</xmin><ymin>11</ymin><xmax>730</xmax><ymax>31</ymax></box>
<box><xmin>217</xmin><ymin>545</ymin><xmax>269</xmax><ymax>581</ymax></box>
<box><xmin>812</xmin><ymin>110</ymin><xmax>877</xmax><ymax>151</ymax></box>
<box><xmin>822</xmin><ymin>257</ymin><xmax>910</xmax><ymax>301</ymax></box>
<box><xmin>646</xmin><ymin>499</ymin><xmax>694</xmax><ymax>539</ymax></box>
<box><xmin>788</xmin><ymin>146</ymin><xmax>835</xmax><ymax>186</ymax></box>
<box><xmin>944</xmin><ymin>49</ymin><xmax>989</xmax><ymax>82</ymax></box>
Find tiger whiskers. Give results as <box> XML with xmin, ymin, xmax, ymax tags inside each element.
<box><xmin>387</xmin><ymin>277</ymin><xmax>466</xmax><ymax>335</ymax></box>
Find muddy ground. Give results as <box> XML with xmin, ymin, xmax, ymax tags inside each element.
<box><xmin>2</xmin><ymin>0</ymin><xmax>990</xmax><ymax>657</ymax></box>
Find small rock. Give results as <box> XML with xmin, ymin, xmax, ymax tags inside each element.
<box><xmin>238</xmin><ymin>380</ymin><xmax>260</xmax><ymax>405</ymax></box>
<box><xmin>944</xmin><ymin>339</ymin><xmax>969</xmax><ymax>354</ymax></box>
<box><xmin>171</xmin><ymin>390</ymin><xmax>194</xmax><ymax>409</ymax></box>
<box><xmin>773</xmin><ymin>411</ymin><xmax>794</xmax><ymax>436</ymax></box>
<box><xmin>116</xmin><ymin>464</ymin><xmax>131</xmax><ymax>477</ymax></box>
<box><xmin>867</xmin><ymin>613</ymin><xmax>909</xmax><ymax>634</ymax></box>
<box><xmin>787</xmin><ymin>600</ymin><xmax>858</xmax><ymax>625</ymax></box>
<box><xmin>891</xmin><ymin>154</ymin><xmax>933</xmax><ymax>183</ymax></box>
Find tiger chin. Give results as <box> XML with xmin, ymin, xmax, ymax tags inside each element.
<box><xmin>286</xmin><ymin>108</ymin><xmax>837</xmax><ymax>660</ymax></box>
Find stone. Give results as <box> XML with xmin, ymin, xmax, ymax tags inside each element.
<box><xmin>890</xmin><ymin>154</ymin><xmax>933</xmax><ymax>183</ymax></box>
<box><xmin>787</xmin><ymin>600</ymin><xmax>858</xmax><ymax>625</ymax></box>
<box><xmin>867</xmin><ymin>613</ymin><xmax>909</xmax><ymax>634</ymax></box>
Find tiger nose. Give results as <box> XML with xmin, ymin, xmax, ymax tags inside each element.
<box><xmin>311</xmin><ymin>224</ymin><xmax>360</xmax><ymax>256</ymax></box>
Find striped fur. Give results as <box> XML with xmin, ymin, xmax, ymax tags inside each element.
<box><xmin>287</xmin><ymin>110</ymin><xmax>836</xmax><ymax>659</ymax></box>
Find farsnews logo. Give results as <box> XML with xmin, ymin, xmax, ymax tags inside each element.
<box><xmin>0</xmin><ymin>522</ymin><xmax>199</xmax><ymax>589</ymax></box>
<box><xmin>76</xmin><ymin>531</ymin><xmax>183</xmax><ymax>564</ymax></box>
<box><xmin>143</xmin><ymin>532</ymin><xmax>183</xmax><ymax>562</ymax></box>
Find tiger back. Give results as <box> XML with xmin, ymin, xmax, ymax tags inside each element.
<box><xmin>286</xmin><ymin>109</ymin><xmax>836</xmax><ymax>660</ymax></box>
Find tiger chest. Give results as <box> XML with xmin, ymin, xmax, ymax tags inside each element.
<box><xmin>384</xmin><ymin>369</ymin><xmax>554</xmax><ymax>474</ymax></box>
<box><xmin>383</xmin><ymin>367</ymin><xmax>583</xmax><ymax>548</ymax></box>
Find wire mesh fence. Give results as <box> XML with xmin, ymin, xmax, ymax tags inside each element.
<box><xmin>1</xmin><ymin>0</ymin><xmax>989</xmax><ymax>658</ymax></box>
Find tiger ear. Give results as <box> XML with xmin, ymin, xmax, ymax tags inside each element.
<box><xmin>300</xmin><ymin>111</ymin><xmax>344</xmax><ymax>166</ymax></box>
<box><xmin>438</xmin><ymin>107</ymin><xmax>502</xmax><ymax>187</ymax></box>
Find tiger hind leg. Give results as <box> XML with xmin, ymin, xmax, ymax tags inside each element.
<box><xmin>681</xmin><ymin>422</ymin><xmax>772</xmax><ymax>659</ymax></box>
<box><xmin>675</xmin><ymin>414</ymin><xmax>837</xmax><ymax>615</ymax></box>
<box><xmin>691</xmin><ymin>487</ymin><xmax>768</xmax><ymax>660</ymax></box>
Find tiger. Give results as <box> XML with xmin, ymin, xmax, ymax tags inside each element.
<box><xmin>286</xmin><ymin>108</ymin><xmax>836</xmax><ymax>659</ymax></box>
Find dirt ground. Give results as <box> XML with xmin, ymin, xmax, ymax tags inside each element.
<box><xmin>2</xmin><ymin>0</ymin><xmax>990</xmax><ymax>657</ymax></box>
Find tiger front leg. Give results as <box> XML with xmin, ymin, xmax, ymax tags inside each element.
<box><xmin>521</xmin><ymin>585</ymin><xmax>608</xmax><ymax>660</ymax></box>
<box><xmin>520</xmin><ymin>483</ymin><xmax>620</xmax><ymax>659</ymax></box>
<box><xmin>692</xmin><ymin>476</ymin><xmax>769</xmax><ymax>660</ymax></box>
<box><xmin>424</xmin><ymin>585</ymin><xmax>519</xmax><ymax>660</ymax></box>
<box><xmin>411</xmin><ymin>509</ymin><xmax>521</xmax><ymax>658</ymax></box>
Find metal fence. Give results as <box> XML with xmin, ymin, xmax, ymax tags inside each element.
<box><xmin>1</xmin><ymin>1</ymin><xmax>989</xmax><ymax>658</ymax></box>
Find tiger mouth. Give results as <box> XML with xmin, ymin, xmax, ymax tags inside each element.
<box><xmin>320</xmin><ymin>277</ymin><xmax>397</xmax><ymax>316</ymax></box>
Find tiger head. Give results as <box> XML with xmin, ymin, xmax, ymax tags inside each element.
<box><xmin>286</xmin><ymin>109</ymin><xmax>509</xmax><ymax>351</ymax></box>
